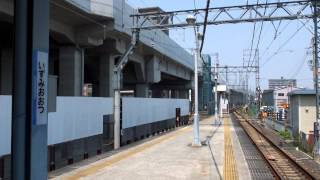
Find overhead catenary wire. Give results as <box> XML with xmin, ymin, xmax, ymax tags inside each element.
<box><xmin>200</xmin><ymin>0</ymin><xmax>211</xmax><ymax>53</ymax></box>
<box><xmin>250</xmin><ymin>0</ymin><xmax>269</xmax><ymax>68</ymax></box>
<box><xmin>191</xmin><ymin>0</ymin><xmax>213</xmax><ymax>77</ymax></box>
<box><xmin>261</xmin><ymin>20</ymin><xmax>292</xmax><ymax>57</ymax></box>
<box><xmin>262</xmin><ymin>19</ymin><xmax>311</xmax><ymax>66</ymax></box>
<box><xmin>247</xmin><ymin>0</ymin><xmax>260</xmax><ymax>68</ymax></box>
<box><xmin>290</xmin><ymin>51</ymin><xmax>309</xmax><ymax>78</ymax></box>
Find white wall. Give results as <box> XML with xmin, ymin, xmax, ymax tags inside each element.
<box><xmin>0</xmin><ymin>96</ymin><xmax>11</xmax><ymax>157</ymax></box>
<box><xmin>48</xmin><ymin>97</ymin><xmax>113</xmax><ymax>145</ymax></box>
<box><xmin>1</xmin><ymin>96</ymin><xmax>189</xmax><ymax>154</ymax></box>
<box><xmin>122</xmin><ymin>98</ymin><xmax>189</xmax><ymax>129</ymax></box>
<box><xmin>298</xmin><ymin>95</ymin><xmax>316</xmax><ymax>135</ymax></box>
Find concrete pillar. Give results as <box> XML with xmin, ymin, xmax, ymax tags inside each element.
<box><xmin>58</xmin><ymin>46</ymin><xmax>83</xmax><ymax>96</ymax></box>
<box><xmin>0</xmin><ymin>48</ymin><xmax>13</xmax><ymax>95</ymax></box>
<box><xmin>147</xmin><ymin>56</ymin><xmax>161</xmax><ymax>83</ymax></box>
<box><xmin>162</xmin><ymin>89</ymin><xmax>169</xmax><ymax>98</ymax></box>
<box><xmin>175</xmin><ymin>90</ymin><xmax>180</xmax><ymax>99</ymax></box>
<box><xmin>99</xmin><ymin>54</ymin><xmax>114</xmax><ymax>97</ymax></box>
<box><xmin>180</xmin><ymin>90</ymin><xmax>189</xmax><ymax>99</ymax></box>
<box><xmin>136</xmin><ymin>84</ymin><xmax>150</xmax><ymax>97</ymax></box>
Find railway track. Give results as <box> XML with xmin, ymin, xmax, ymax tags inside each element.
<box><xmin>233</xmin><ymin>112</ymin><xmax>316</xmax><ymax>180</ymax></box>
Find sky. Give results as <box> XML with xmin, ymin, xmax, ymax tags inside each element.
<box><xmin>126</xmin><ymin>0</ymin><xmax>314</xmax><ymax>91</ymax></box>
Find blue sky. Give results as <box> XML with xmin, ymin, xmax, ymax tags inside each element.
<box><xmin>127</xmin><ymin>0</ymin><xmax>314</xmax><ymax>90</ymax></box>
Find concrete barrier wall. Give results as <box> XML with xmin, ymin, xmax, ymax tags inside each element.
<box><xmin>266</xmin><ymin>118</ymin><xmax>292</xmax><ymax>134</ymax></box>
<box><xmin>0</xmin><ymin>96</ymin><xmax>11</xmax><ymax>157</ymax></box>
<box><xmin>48</xmin><ymin>97</ymin><xmax>113</xmax><ymax>145</ymax></box>
<box><xmin>0</xmin><ymin>96</ymin><xmax>113</xmax><ymax>156</ymax></box>
<box><xmin>122</xmin><ymin>98</ymin><xmax>189</xmax><ymax>129</ymax></box>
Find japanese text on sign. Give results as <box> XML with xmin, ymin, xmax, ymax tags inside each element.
<box><xmin>32</xmin><ymin>50</ymin><xmax>48</xmax><ymax>125</ymax></box>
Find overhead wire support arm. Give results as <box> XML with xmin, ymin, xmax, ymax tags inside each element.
<box><xmin>113</xmin><ymin>16</ymin><xmax>140</xmax><ymax>150</ymax></box>
<box><xmin>131</xmin><ymin>0</ymin><xmax>315</xmax><ymax>30</ymax></box>
<box><xmin>114</xmin><ymin>30</ymin><xmax>140</xmax><ymax>73</ymax></box>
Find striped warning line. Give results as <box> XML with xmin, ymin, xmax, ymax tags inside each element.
<box><xmin>224</xmin><ymin>117</ymin><xmax>239</xmax><ymax>180</ymax></box>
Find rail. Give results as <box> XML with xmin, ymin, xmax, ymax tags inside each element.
<box><xmin>233</xmin><ymin>111</ymin><xmax>317</xmax><ymax>180</ymax></box>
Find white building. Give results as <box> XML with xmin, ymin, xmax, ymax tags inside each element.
<box><xmin>288</xmin><ymin>89</ymin><xmax>316</xmax><ymax>138</ymax></box>
<box><xmin>262</xmin><ymin>86</ymin><xmax>297</xmax><ymax>112</ymax></box>
<box><xmin>274</xmin><ymin>86</ymin><xmax>297</xmax><ymax>112</ymax></box>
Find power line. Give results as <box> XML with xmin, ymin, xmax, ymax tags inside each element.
<box><xmin>290</xmin><ymin>52</ymin><xmax>309</xmax><ymax>78</ymax></box>
<box><xmin>250</xmin><ymin>0</ymin><xmax>268</xmax><ymax>68</ymax></box>
<box><xmin>261</xmin><ymin>21</ymin><xmax>292</xmax><ymax>57</ymax></box>
<box><xmin>200</xmin><ymin>0</ymin><xmax>211</xmax><ymax>53</ymax></box>
<box><xmin>247</xmin><ymin>0</ymin><xmax>260</xmax><ymax>68</ymax></box>
<box><xmin>262</xmin><ymin>19</ymin><xmax>311</xmax><ymax>67</ymax></box>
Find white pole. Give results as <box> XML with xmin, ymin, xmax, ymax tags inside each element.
<box><xmin>214</xmin><ymin>63</ymin><xmax>219</xmax><ymax>125</ymax></box>
<box><xmin>114</xmin><ymin>70</ymin><xmax>121</xmax><ymax>149</ymax></box>
<box><xmin>193</xmin><ymin>30</ymin><xmax>201</xmax><ymax>146</ymax></box>
<box><xmin>220</xmin><ymin>94</ymin><xmax>223</xmax><ymax>120</ymax></box>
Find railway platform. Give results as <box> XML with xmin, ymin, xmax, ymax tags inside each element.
<box><xmin>49</xmin><ymin>114</ymin><xmax>262</xmax><ymax>180</ymax></box>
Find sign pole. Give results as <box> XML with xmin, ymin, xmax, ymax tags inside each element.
<box><xmin>12</xmin><ymin>0</ymin><xmax>49</xmax><ymax>179</ymax></box>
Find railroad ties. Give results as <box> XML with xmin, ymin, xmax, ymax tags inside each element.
<box><xmin>233</xmin><ymin>112</ymin><xmax>317</xmax><ymax>180</ymax></box>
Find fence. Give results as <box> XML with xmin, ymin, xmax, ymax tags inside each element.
<box><xmin>48</xmin><ymin>96</ymin><xmax>113</xmax><ymax>145</ymax></box>
<box><xmin>122</xmin><ymin>97</ymin><xmax>189</xmax><ymax>129</ymax></box>
<box><xmin>0</xmin><ymin>96</ymin><xmax>11</xmax><ymax>157</ymax></box>
<box><xmin>0</xmin><ymin>96</ymin><xmax>113</xmax><ymax>157</ymax></box>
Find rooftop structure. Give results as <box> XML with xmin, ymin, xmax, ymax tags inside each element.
<box><xmin>268</xmin><ymin>77</ymin><xmax>297</xmax><ymax>90</ymax></box>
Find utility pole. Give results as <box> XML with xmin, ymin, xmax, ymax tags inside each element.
<box><xmin>255</xmin><ymin>49</ymin><xmax>261</xmax><ymax>113</ymax></box>
<box><xmin>193</xmin><ymin>27</ymin><xmax>202</xmax><ymax>146</ymax></box>
<box><xmin>214</xmin><ymin>53</ymin><xmax>219</xmax><ymax>125</ymax></box>
<box><xmin>245</xmin><ymin>72</ymin><xmax>249</xmax><ymax>104</ymax></box>
<box><xmin>192</xmin><ymin>30</ymin><xmax>201</xmax><ymax>146</ymax></box>
<box><xmin>225</xmin><ymin>66</ymin><xmax>228</xmax><ymax>87</ymax></box>
<box><xmin>243</xmin><ymin>49</ymin><xmax>253</xmax><ymax>105</ymax></box>
<box><xmin>312</xmin><ymin>0</ymin><xmax>320</xmax><ymax>161</ymax></box>
<box><xmin>113</xmin><ymin>27</ymin><xmax>139</xmax><ymax>149</ymax></box>
<box><xmin>185</xmin><ymin>15</ymin><xmax>201</xmax><ymax>146</ymax></box>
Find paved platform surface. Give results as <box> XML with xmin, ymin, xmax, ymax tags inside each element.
<box><xmin>50</xmin><ymin>115</ymin><xmax>252</xmax><ymax>180</ymax></box>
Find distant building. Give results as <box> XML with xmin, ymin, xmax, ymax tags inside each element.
<box><xmin>288</xmin><ymin>89</ymin><xmax>316</xmax><ymax>139</ymax></box>
<box><xmin>229</xmin><ymin>89</ymin><xmax>247</xmax><ymax>108</ymax></box>
<box><xmin>268</xmin><ymin>77</ymin><xmax>297</xmax><ymax>90</ymax></box>
<box><xmin>262</xmin><ymin>87</ymin><xmax>297</xmax><ymax>112</ymax></box>
<box><xmin>262</xmin><ymin>89</ymin><xmax>274</xmax><ymax>107</ymax></box>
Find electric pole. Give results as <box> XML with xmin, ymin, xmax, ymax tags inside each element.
<box><xmin>192</xmin><ymin>30</ymin><xmax>201</xmax><ymax>146</ymax></box>
<box><xmin>255</xmin><ymin>49</ymin><xmax>261</xmax><ymax>113</ymax></box>
<box><xmin>313</xmin><ymin>0</ymin><xmax>320</xmax><ymax>161</ymax></box>
<box><xmin>214</xmin><ymin>53</ymin><xmax>219</xmax><ymax>125</ymax></box>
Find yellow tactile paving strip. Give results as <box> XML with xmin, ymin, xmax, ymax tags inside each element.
<box><xmin>224</xmin><ymin>117</ymin><xmax>239</xmax><ymax>180</ymax></box>
<box><xmin>63</xmin><ymin>126</ymin><xmax>191</xmax><ymax>180</ymax></box>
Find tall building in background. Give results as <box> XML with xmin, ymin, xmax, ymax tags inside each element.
<box><xmin>268</xmin><ymin>77</ymin><xmax>297</xmax><ymax>90</ymax></box>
